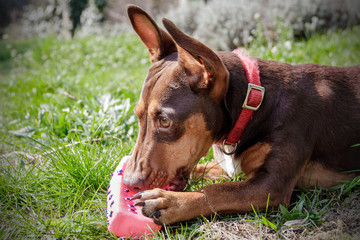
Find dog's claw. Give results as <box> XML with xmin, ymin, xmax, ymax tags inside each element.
<box><xmin>149</xmin><ymin>210</ymin><xmax>161</xmax><ymax>219</ymax></box>
<box><xmin>134</xmin><ymin>201</ymin><xmax>145</xmax><ymax>207</ymax></box>
<box><xmin>131</xmin><ymin>193</ymin><xmax>142</xmax><ymax>200</ymax></box>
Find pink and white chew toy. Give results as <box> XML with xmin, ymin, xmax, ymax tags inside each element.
<box><xmin>106</xmin><ymin>156</ymin><xmax>171</xmax><ymax>238</ymax></box>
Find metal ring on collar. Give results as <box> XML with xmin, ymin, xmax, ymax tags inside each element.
<box><xmin>221</xmin><ymin>138</ymin><xmax>238</xmax><ymax>155</ymax></box>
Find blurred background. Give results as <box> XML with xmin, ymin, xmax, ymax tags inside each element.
<box><xmin>1</xmin><ymin>0</ymin><xmax>360</xmax><ymax>50</ymax></box>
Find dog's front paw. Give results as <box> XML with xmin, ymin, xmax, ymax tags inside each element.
<box><xmin>131</xmin><ymin>189</ymin><xmax>208</xmax><ymax>225</ymax></box>
<box><xmin>131</xmin><ymin>188</ymin><xmax>180</xmax><ymax>225</ymax></box>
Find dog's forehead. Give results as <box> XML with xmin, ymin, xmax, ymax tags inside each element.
<box><xmin>150</xmin><ymin>63</ymin><xmax>182</xmax><ymax>100</ymax></box>
<box><xmin>137</xmin><ymin>55</ymin><xmax>192</xmax><ymax>112</ymax></box>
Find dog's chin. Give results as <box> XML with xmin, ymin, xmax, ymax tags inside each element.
<box><xmin>168</xmin><ymin>173</ymin><xmax>188</xmax><ymax>191</ymax></box>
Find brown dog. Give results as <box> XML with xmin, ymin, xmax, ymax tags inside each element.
<box><xmin>123</xmin><ymin>5</ymin><xmax>360</xmax><ymax>225</ymax></box>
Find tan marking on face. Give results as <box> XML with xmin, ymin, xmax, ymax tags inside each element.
<box><xmin>147</xmin><ymin>99</ymin><xmax>163</xmax><ymax>117</ymax></box>
<box><xmin>238</xmin><ymin>142</ymin><xmax>272</xmax><ymax>178</ymax></box>
<box><xmin>151</xmin><ymin>113</ymin><xmax>214</xmax><ymax>184</ymax></box>
<box><xmin>314</xmin><ymin>80</ymin><xmax>333</xmax><ymax>98</ymax></box>
<box><xmin>296</xmin><ymin>162</ymin><xmax>355</xmax><ymax>189</ymax></box>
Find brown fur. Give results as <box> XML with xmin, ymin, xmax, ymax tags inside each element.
<box><xmin>297</xmin><ymin>162</ymin><xmax>355</xmax><ymax>188</ymax></box>
<box><xmin>193</xmin><ymin>161</ymin><xmax>229</xmax><ymax>181</ymax></box>
<box><xmin>123</xmin><ymin>5</ymin><xmax>360</xmax><ymax>225</ymax></box>
<box><xmin>240</xmin><ymin>142</ymin><xmax>272</xmax><ymax>178</ymax></box>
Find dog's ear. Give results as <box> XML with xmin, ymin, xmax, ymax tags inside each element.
<box><xmin>162</xmin><ymin>18</ymin><xmax>229</xmax><ymax>103</ymax></box>
<box><xmin>127</xmin><ymin>5</ymin><xmax>176</xmax><ymax>63</ymax></box>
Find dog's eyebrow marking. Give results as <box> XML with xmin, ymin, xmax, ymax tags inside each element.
<box><xmin>314</xmin><ymin>79</ymin><xmax>333</xmax><ymax>98</ymax></box>
<box><xmin>148</xmin><ymin>99</ymin><xmax>162</xmax><ymax>117</ymax></box>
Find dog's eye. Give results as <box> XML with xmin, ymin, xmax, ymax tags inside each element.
<box><xmin>159</xmin><ymin>117</ymin><xmax>171</xmax><ymax>128</ymax></box>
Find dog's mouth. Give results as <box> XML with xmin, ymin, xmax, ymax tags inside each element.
<box><xmin>168</xmin><ymin>168</ymin><xmax>189</xmax><ymax>192</ymax></box>
<box><xmin>168</xmin><ymin>175</ymin><xmax>187</xmax><ymax>191</ymax></box>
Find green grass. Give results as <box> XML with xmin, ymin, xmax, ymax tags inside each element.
<box><xmin>1</xmin><ymin>26</ymin><xmax>359</xmax><ymax>239</ymax></box>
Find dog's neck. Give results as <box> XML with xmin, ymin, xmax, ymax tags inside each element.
<box><xmin>223</xmin><ymin>49</ymin><xmax>264</xmax><ymax>146</ymax></box>
<box><xmin>217</xmin><ymin>51</ymin><xmax>269</xmax><ymax>150</ymax></box>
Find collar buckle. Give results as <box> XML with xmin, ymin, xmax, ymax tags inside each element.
<box><xmin>242</xmin><ymin>83</ymin><xmax>265</xmax><ymax>111</ymax></box>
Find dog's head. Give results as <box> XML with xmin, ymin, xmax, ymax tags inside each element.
<box><xmin>123</xmin><ymin>5</ymin><xmax>229</xmax><ymax>191</ymax></box>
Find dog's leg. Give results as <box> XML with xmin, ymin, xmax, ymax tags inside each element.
<box><xmin>132</xmin><ymin>189</ymin><xmax>213</xmax><ymax>225</ymax></box>
<box><xmin>133</xmin><ymin>169</ymin><xmax>296</xmax><ymax>225</ymax></box>
<box><xmin>133</xmin><ymin>140</ymin><xmax>306</xmax><ymax>225</ymax></box>
<box><xmin>200</xmin><ymin>140</ymin><xmax>306</xmax><ymax>215</ymax></box>
<box><xmin>193</xmin><ymin>161</ymin><xmax>230</xmax><ymax>181</ymax></box>
<box><xmin>201</xmin><ymin>173</ymin><xmax>296</xmax><ymax>215</ymax></box>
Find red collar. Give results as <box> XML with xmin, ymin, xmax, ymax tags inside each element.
<box><xmin>220</xmin><ymin>49</ymin><xmax>265</xmax><ymax>154</ymax></box>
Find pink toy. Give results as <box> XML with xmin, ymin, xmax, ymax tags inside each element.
<box><xmin>107</xmin><ymin>156</ymin><xmax>170</xmax><ymax>238</ymax></box>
